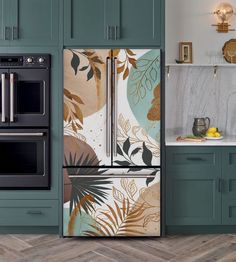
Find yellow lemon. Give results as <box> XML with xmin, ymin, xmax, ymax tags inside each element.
<box><xmin>215</xmin><ymin>132</ymin><xmax>221</xmax><ymax>138</ymax></box>
<box><xmin>208</xmin><ymin>127</ymin><xmax>217</xmax><ymax>133</ymax></box>
<box><xmin>207</xmin><ymin>132</ymin><xmax>215</xmax><ymax>137</ymax></box>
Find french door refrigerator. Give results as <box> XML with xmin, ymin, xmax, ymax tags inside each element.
<box><xmin>63</xmin><ymin>49</ymin><xmax>161</xmax><ymax>237</ymax></box>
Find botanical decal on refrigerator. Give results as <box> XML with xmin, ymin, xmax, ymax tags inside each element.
<box><xmin>64</xmin><ymin>168</ymin><xmax>160</xmax><ymax>237</ymax></box>
<box><xmin>114</xmin><ymin>49</ymin><xmax>161</xmax><ymax>167</ymax></box>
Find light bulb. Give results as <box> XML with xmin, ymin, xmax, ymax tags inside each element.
<box><xmin>215</xmin><ymin>3</ymin><xmax>234</xmax><ymax>23</ymax></box>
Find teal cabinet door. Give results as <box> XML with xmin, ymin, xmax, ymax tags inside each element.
<box><xmin>10</xmin><ymin>0</ymin><xmax>59</xmax><ymax>46</ymax></box>
<box><xmin>64</xmin><ymin>0</ymin><xmax>114</xmax><ymax>46</ymax></box>
<box><xmin>0</xmin><ymin>0</ymin><xmax>10</xmax><ymax>45</ymax></box>
<box><xmin>166</xmin><ymin>147</ymin><xmax>222</xmax><ymax>225</ymax></box>
<box><xmin>222</xmin><ymin>148</ymin><xmax>236</xmax><ymax>225</ymax></box>
<box><xmin>114</xmin><ymin>0</ymin><xmax>161</xmax><ymax>46</ymax></box>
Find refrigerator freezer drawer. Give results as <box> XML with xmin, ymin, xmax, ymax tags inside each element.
<box><xmin>63</xmin><ymin>168</ymin><xmax>160</xmax><ymax>237</ymax></box>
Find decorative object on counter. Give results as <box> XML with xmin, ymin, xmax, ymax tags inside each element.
<box><xmin>175</xmin><ymin>59</ymin><xmax>184</xmax><ymax>64</ymax></box>
<box><xmin>176</xmin><ymin>136</ymin><xmax>206</xmax><ymax>143</ymax></box>
<box><xmin>212</xmin><ymin>2</ymin><xmax>235</xmax><ymax>33</ymax></box>
<box><xmin>223</xmin><ymin>39</ymin><xmax>236</xmax><ymax>63</ymax></box>
<box><xmin>179</xmin><ymin>42</ymin><xmax>193</xmax><ymax>64</ymax></box>
<box><xmin>192</xmin><ymin>117</ymin><xmax>210</xmax><ymax>136</ymax></box>
<box><xmin>206</xmin><ymin>127</ymin><xmax>223</xmax><ymax>139</ymax></box>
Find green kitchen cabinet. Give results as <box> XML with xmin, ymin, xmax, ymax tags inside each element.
<box><xmin>166</xmin><ymin>147</ymin><xmax>222</xmax><ymax>225</ymax></box>
<box><xmin>0</xmin><ymin>0</ymin><xmax>11</xmax><ymax>46</ymax></box>
<box><xmin>0</xmin><ymin>0</ymin><xmax>59</xmax><ymax>47</ymax></box>
<box><xmin>64</xmin><ymin>0</ymin><xmax>162</xmax><ymax>46</ymax></box>
<box><xmin>166</xmin><ymin>146</ymin><xmax>236</xmax><ymax>228</ymax></box>
<box><xmin>222</xmin><ymin>148</ymin><xmax>236</xmax><ymax>225</ymax></box>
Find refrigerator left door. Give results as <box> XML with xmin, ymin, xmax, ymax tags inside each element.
<box><xmin>64</xmin><ymin>49</ymin><xmax>112</xmax><ymax>166</ymax></box>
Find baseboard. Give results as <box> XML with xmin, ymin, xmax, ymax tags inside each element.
<box><xmin>166</xmin><ymin>226</ymin><xmax>236</xmax><ymax>235</ymax></box>
<box><xmin>0</xmin><ymin>226</ymin><xmax>59</xmax><ymax>234</ymax></box>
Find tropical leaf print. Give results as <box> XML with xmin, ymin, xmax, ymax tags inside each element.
<box><xmin>64</xmin><ymin>153</ymin><xmax>111</xmax><ymax>215</ymax></box>
<box><xmin>147</xmin><ymin>84</ymin><xmax>161</xmax><ymax>121</ymax></box>
<box><xmin>128</xmin><ymin>52</ymin><xmax>160</xmax><ymax>105</ymax></box>
<box><xmin>117</xmin><ymin>114</ymin><xmax>160</xmax><ymax>158</ymax></box>
<box><xmin>68</xmin><ymin>194</ymin><xmax>95</xmax><ymax>236</ymax></box>
<box><xmin>69</xmin><ymin>49</ymin><xmax>104</xmax><ymax>81</ymax></box>
<box><xmin>83</xmin><ymin>199</ymin><xmax>146</xmax><ymax>237</ymax></box>
<box><xmin>83</xmin><ymin>178</ymin><xmax>159</xmax><ymax>237</ymax></box>
<box><xmin>64</xmin><ymin>88</ymin><xmax>84</xmax><ymax>132</ymax></box>
<box><xmin>113</xmin><ymin>49</ymin><xmax>137</xmax><ymax>80</ymax></box>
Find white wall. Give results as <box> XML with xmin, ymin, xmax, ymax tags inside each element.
<box><xmin>166</xmin><ymin>0</ymin><xmax>236</xmax><ymax>64</ymax></box>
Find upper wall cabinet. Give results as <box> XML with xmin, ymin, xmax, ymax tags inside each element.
<box><xmin>0</xmin><ymin>0</ymin><xmax>59</xmax><ymax>46</ymax></box>
<box><xmin>64</xmin><ymin>0</ymin><xmax>162</xmax><ymax>47</ymax></box>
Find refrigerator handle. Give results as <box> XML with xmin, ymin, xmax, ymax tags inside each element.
<box><xmin>106</xmin><ymin>57</ymin><xmax>112</xmax><ymax>157</ymax></box>
<box><xmin>1</xmin><ymin>73</ymin><xmax>6</xmax><ymax>123</ymax></box>
<box><xmin>113</xmin><ymin>57</ymin><xmax>118</xmax><ymax>157</ymax></box>
<box><xmin>10</xmin><ymin>73</ymin><xmax>15</xmax><ymax>123</ymax></box>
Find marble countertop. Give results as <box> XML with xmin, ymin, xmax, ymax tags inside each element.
<box><xmin>166</xmin><ymin>136</ymin><xmax>236</xmax><ymax>146</ymax></box>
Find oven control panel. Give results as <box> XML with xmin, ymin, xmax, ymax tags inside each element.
<box><xmin>0</xmin><ymin>54</ymin><xmax>51</xmax><ymax>68</ymax></box>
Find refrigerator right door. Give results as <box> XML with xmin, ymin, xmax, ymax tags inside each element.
<box><xmin>113</xmin><ymin>49</ymin><xmax>161</xmax><ymax>167</ymax></box>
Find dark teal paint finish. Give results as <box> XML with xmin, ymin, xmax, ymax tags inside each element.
<box><xmin>166</xmin><ymin>146</ymin><xmax>236</xmax><ymax>229</ymax></box>
<box><xmin>0</xmin><ymin>0</ymin><xmax>59</xmax><ymax>46</ymax></box>
<box><xmin>0</xmin><ymin>200</ymin><xmax>58</xmax><ymax>226</ymax></box>
<box><xmin>64</xmin><ymin>0</ymin><xmax>162</xmax><ymax>47</ymax></box>
<box><xmin>166</xmin><ymin>147</ymin><xmax>222</xmax><ymax>226</ymax></box>
<box><xmin>0</xmin><ymin>47</ymin><xmax>61</xmax><ymax>233</ymax></box>
<box><xmin>166</xmin><ymin>225</ymin><xmax>236</xmax><ymax>235</ymax></box>
<box><xmin>0</xmin><ymin>0</ymin><xmax>10</xmax><ymax>45</ymax></box>
<box><xmin>222</xmin><ymin>148</ymin><xmax>236</xmax><ymax>225</ymax></box>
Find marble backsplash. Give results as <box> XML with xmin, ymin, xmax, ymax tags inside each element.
<box><xmin>165</xmin><ymin>66</ymin><xmax>236</xmax><ymax>136</ymax></box>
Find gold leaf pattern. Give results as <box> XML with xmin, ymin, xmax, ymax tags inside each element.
<box><xmin>143</xmin><ymin>212</ymin><xmax>160</xmax><ymax>227</ymax></box>
<box><xmin>112</xmin><ymin>186</ymin><xmax>125</xmax><ymax>203</ymax></box>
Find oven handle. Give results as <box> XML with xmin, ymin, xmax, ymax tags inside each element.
<box><xmin>0</xmin><ymin>133</ymin><xmax>45</xmax><ymax>136</ymax></box>
<box><xmin>10</xmin><ymin>73</ymin><xmax>15</xmax><ymax>123</ymax></box>
<box><xmin>1</xmin><ymin>73</ymin><xmax>6</xmax><ymax>123</ymax></box>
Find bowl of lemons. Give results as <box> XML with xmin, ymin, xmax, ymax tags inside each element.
<box><xmin>205</xmin><ymin>127</ymin><xmax>223</xmax><ymax>140</ymax></box>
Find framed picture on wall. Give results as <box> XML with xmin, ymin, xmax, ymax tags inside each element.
<box><xmin>179</xmin><ymin>42</ymin><xmax>193</xmax><ymax>63</ymax></box>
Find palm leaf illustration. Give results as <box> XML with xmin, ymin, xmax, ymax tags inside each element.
<box><xmin>68</xmin><ymin>194</ymin><xmax>95</xmax><ymax>236</ymax></box>
<box><xmin>83</xmin><ymin>198</ymin><xmax>146</xmax><ymax>237</ymax></box>
<box><xmin>64</xmin><ymin>153</ymin><xmax>111</xmax><ymax>215</ymax></box>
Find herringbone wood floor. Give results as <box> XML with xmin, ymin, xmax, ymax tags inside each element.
<box><xmin>0</xmin><ymin>234</ymin><xmax>236</xmax><ymax>262</ymax></box>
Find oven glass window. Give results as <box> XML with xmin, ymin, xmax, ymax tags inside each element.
<box><xmin>16</xmin><ymin>81</ymin><xmax>44</xmax><ymax>114</ymax></box>
<box><xmin>0</xmin><ymin>142</ymin><xmax>38</xmax><ymax>174</ymax></box>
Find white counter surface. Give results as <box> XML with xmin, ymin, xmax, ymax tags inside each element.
<box><xmin>166</xmin><ymin>136</ymin><xmax>236</xmax><ymax>146</ymax></box>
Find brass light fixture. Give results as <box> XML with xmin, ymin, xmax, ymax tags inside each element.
<box><xmin>212</xmin><ymin>2</ymin><xmax>235</xmax><ymax>32</ymax></box>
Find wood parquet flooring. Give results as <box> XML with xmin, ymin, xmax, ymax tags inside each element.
<box><xmin>0</xmin><ymin>234</ymin><xmax>236</xmax><ymax>262</ymax></box>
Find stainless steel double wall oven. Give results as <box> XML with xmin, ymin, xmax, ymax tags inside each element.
<box><xmin>0</xmin><ymin>54</ymin><xmax>50</xmax><ymax>189</ymax></box>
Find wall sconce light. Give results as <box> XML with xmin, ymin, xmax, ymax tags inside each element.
<box><xmin>212</xmin><ymin>2</ymin><xmax>235</xmax><ymax>32</ymax></box>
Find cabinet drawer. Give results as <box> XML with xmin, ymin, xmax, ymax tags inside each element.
<box><xmin>166</xmin><ymin>147</ymin><xmax>220</xmax><ymax>171</ymax></box>
<box><xmin>0</xmin><ymin>200</ymin><xmax>58</xmax><ymax>226</ymax></box>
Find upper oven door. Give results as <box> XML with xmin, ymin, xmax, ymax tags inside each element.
<box><xmin>9</xmin><ymin>69</ymin><xmax>49</xmax><ymax>127</ymax></box>
<box><xmin>0</xmin><ymin>129</ymin><xmax>49</xmax><ymax>189</ymax></box>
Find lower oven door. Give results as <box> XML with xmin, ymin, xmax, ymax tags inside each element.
<box><xmin>0</xmin><ymin>129</ymin><xmax>49</xmax><ymax>189</ymax></box>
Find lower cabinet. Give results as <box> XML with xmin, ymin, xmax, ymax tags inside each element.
<box><xmin>0</xmin><ymin>200</ymin><xmax>58</xmax><ymax>226</ymax></box>
<box><xmin>166</xmin><ymin>147</ymin><xmax>236</xmax><ymax>226</ymax></box>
